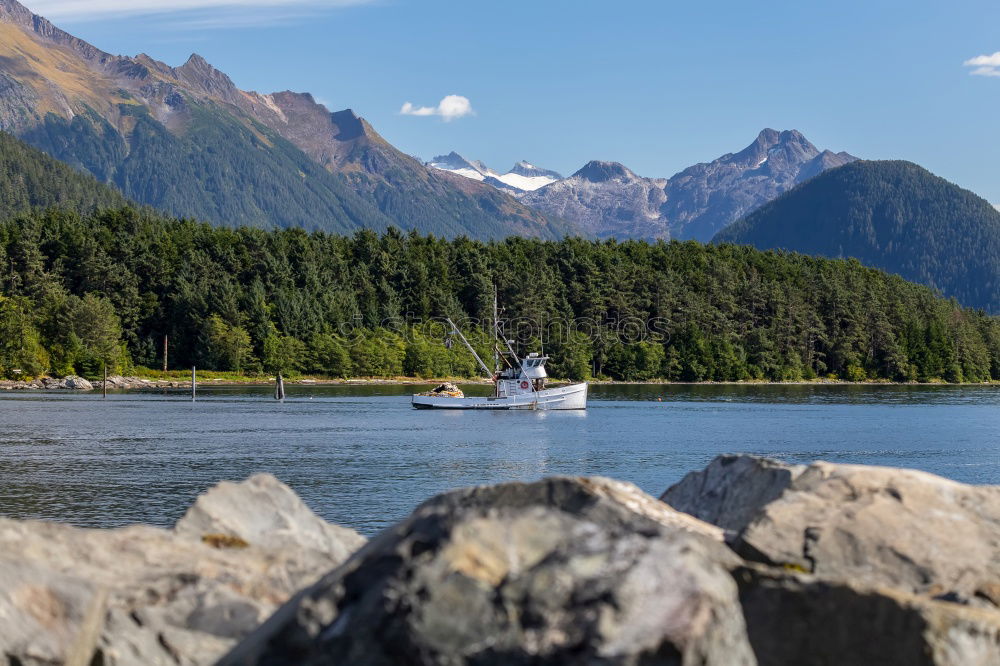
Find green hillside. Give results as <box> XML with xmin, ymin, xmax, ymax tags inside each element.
<box><xmin>714</xmin><ymin>160</ymin><xmax>1000</xmax><ymax>313</ymax></box>
<box><xmin>2</xmin><ymin>206</ymin><xmax>998</xmax><ymax>383</ymax></box>
<box><xmin>22</xmin><ymin>106</ymin><xmax>396</xmax><ymax>233</ymax></box>
<box><xmin>0</xmin><ymin>129</ymin><xmax>126</xmax><ymax>217</ymax></box>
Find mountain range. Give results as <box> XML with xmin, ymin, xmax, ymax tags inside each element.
<box><xmin>715</xmin><ymin>160</ymin><xmax>1000</xmax><ymax>313</ymax></box>
<box><xmin>0</xmin><ymin>0</ymin><xmax>565</xmax><ymax>239</ymax></box>
<box><xmin>0</xmin><ymin>0</ymin><xmax>866</xmax><ymax>244</ymax></box>
<box><xmin>1</xmin><ymin>0</ymin><xmax>999</xmax><ymax>317</ymax></box>
<box><xmin>430</xmin><ymin>129</ymin><xmax>857</xmax><ymax>241</ymax></box>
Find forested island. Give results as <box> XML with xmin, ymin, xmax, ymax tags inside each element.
<box><xmin>1</xmin><ymin>205</ymin><xmax>998</xmax><ymax>384</ymax></box>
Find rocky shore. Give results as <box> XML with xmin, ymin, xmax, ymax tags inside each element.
<box><xmin>2</xmin><ymin>456</ymin><xmax>999</xmax><ymax>665</ymax></box>
<box><xmin>0</xmin><ymin>375</ymin><xmax>180</xmax><ymax>391</ymax></box>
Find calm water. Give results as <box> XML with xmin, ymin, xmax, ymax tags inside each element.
<box><xmin>1</xmin><ymin>384</ymin><xmax>998</xmax><ymax>535</ymax></box>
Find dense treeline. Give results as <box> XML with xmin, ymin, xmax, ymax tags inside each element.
<box><xmin>715</xmin><ymin>160</ymin><xmax>1000</xmax><ymax>313</ymax></box>
<box><xmin>0</xmin><ymin>130</ymin><xmax>127</xmax><ymax>218</ymax></box>
<box><xmin>1</xmin><ymin>206</ymin><xmax>999</xmax><ymax>383</ymax></box>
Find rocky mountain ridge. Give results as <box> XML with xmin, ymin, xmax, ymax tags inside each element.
<box><xmin>433</xmin><ymin>129</ymin><xmax>857</xmax><ymax>240</ymax></box>
<box><xmin>520</xmin><ymin>160</ymin><xmax>669</xmax><ymax>239</ymax></box>
<box><xmin>662</xmin><ymin>128</ymin><xmax>857</xmax><ymax>241</ymax></box>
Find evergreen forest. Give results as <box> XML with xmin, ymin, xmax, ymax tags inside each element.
<box><xmin>2</xmin><ymin>205</ymin><xmax>998</xmax><ymax>383</ymax></box>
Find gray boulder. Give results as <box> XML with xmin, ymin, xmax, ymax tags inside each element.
<box><xmin>733</xmin><ymin>461</ymin><xmax>1000</xmax><ymax>604</ymax></box>
<box><xmin>0</xmin><ymin>474</ymin><xmax>365</xmax><ymax>666</ymax></box>
<box><xmin>661</xmin><ymin>455</ymin><xmax>1000</xmax><ymax>664</ymax></box>
<box><xmin>175</xmin><ymin>472</ymin><xmax>366</xmax><ymax>566</ymax></box>
<box><xmin>0</xmin><ymin>561</ymin><xmax>105</xmax><ymax>666</ymax></box>
<box><xmin>662</xmin><ymin>455</ymin><xmax>805</xmax><ymax>534</ymax></box>
<box><xmin>735</xmin><ymin>564</ymin><xmax>1000</xmax><ymax>666</ymax></box>
<box><xmin>664</xmin><ymin>456</ymin><xmax>1000</xmax><ymax>606</ymax></box>
<box><xmin>220</xmin><ymin>476</ymin><xmax>754</xmax><ymax>666</ymax></box>
<box><xmin>64</xmin><ymin>376</ymin><xmax>92</xmax><ymax>390</ymax></box>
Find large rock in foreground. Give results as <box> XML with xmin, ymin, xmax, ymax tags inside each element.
<box><xmin>662</xmin><ymin>454</ymin><xmax>805</xmax><ymax>534</ymax></box>
<box><xmin>220</xmin><ymin>476</ymin><xmax>755</xmax><ymax>666</ymax></box>
<box><xmin>665</xmin><ymin>455</ymin><xmax>1000</xmax><ymax>604</ymax></box>
<box><xmin>663</xmin><ymin>455</ymin><xmax>1000</xmax><ymax>664</ymax></box>
<box><xmin>739</xmin><ymin>461</ymin><xmax>1000</xmax><ymax>604</ymax></box>
<box><xmin>175</xmin><ymin>473</ymin><xmax>365</xmax><ymax>568</ymax></box>
<box><xmin>0</xmin><ymin>474</ymin><xmax>364</xmax><ymax>666</ymax></box>
<box><xmin>736</xmin><ymin>565</ymin><xmax>1000</xmax><ymax>666</ymax></box>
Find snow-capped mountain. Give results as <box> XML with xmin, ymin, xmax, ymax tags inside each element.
<box><xmin>427</xmin><ymin>154</ymin><xmax>561</xmax><ymax>192</ymax></box>
<box><xmin>519</xmin><ymin>162</ymin><xmax>669</xmax><ymax>239</ymax></box>
<box><xmin>429</xmin><ymin>130</ymin><xmax>854</xmax><ymax>240</ymax></box>
<box><xmin>426</xmin><ymin>152</ymin><xmax>494</xmax><ymax>182</ymax></box>
<box><xmin>494</xmin><ymin>161</ymin><xmax>562</xmax><ymax>191</ymax></box>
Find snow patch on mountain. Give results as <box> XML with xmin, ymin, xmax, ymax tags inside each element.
<box><xmin>427</xmin><ymin>155</ymin><xmax>561</xmax><ymax>191</ymax></box>
<box><xmin>494</xmin><ymin>172</ymin><xmax>558</xmax><ymax>191</ymax></box>
<box><xmin>426</xmin><ymin>152</ymin><xmax>494</xmax><ymax>181</ymax></box>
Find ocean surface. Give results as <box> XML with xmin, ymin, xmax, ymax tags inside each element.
<box><xmin>1</xmin><ymin>383</ymin><xmax>998</xmax><ymax>535</ymax></box>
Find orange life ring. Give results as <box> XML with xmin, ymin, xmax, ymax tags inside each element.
<box><xmin>520</xmin><ymin>380</ymin><xmax>530</xmax><ymax>389</ymax></box>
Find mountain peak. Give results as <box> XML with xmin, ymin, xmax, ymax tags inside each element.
<box><xmin>508</xmin><ymin>160</ymin><xmax>562</xmax><ymax>180</ymax></box>
<box><xmin>429</xmin><ymin>151</ymin><xmax>478</xmax><ymax>169</ymax></box>
<box><xmin>175</xmin><ymin>52</ymin><xmax>236</xmax><ymax>93</ymax></box>
<box><xmin>182</xmin><ymin>53</ymin><xmax>210</xmax><ymax>69</ymax></box>
<box><xmin>751</xmin><ymin>128</ymin><xmax>811</xmax><ymax>149</ymax></box>
<box><xmin>755</xmin><ymin>128</ymin><xmax>780</xmax><ymax>144</ymax></box>
<box><xmin>330</xmin><ymin>108</ymin><xmax>371</xmax><ymax>142</ymax></box>
<box><xmin>0</xmin><ymin>0</ymin><xmax>25</xmax><ymax>17</ymax></box>
<box><xmin>0</xmin><ymin>0</ymin><xmax>111</xmax><ymax>62</ymax></box>
<box><xmin>573</xmin><ymin>161</ymin><xmax>635</xmax><ymax>183</ymax></box>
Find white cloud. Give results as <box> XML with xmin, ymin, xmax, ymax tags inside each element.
<box><xmin>400</xmin><ymin>95</ymin><xmax>474</xmax><ymax>122</ymax></box>
<box><xmin>27</xmin><ymin>0</ymin><xmax>374</xmax><ymax>21</ymax></box>
<box><xmin>964</xmin><ymin>52</ymin><xmax>1000</xmax><ymax>77</ymax></box>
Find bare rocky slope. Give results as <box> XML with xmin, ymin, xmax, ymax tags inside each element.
<box><xmin>519</xmin><ymin>160</ymin><xmax>668</xmax><ymax>239</ymax></box>
<box><xmin>661</xmin><ymin>129</ymin><xmax>856</xmax><ymax>241</ymax></box>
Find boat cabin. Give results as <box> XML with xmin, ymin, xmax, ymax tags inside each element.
<box><xmin>496</xmin><ymin>353</ymin><xmax>549</xmax><ymax>397</ymax></box>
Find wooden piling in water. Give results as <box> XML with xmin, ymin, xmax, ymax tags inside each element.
<box><xmin>103</xmin><ymin>363</ymin><xmax>107</xmax><ymax>399</ymax></box>
<box><xmin>191</xmin><ymin>366</ymin><xmax>196</xmax><ymax>401</ymax></box>
<box><xmin>275</xmin><ymin>373</ymin><xmax>285</xmax><ymax>401</ymax></box>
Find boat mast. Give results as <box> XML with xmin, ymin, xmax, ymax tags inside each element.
<box><xmin>446</xmin><ymin>317</ymin><xmax>493</xmax><ymax>379</ymax></box>
<box><xmin>492</xmin><ymin>286</ymin><xmax>500</xmax><ymax>374</ymax></box>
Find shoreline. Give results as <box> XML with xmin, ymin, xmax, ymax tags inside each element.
<box><xmin>2</xmin><ymin>374</ymin><xmax>997</xmax><ymax>391</ymax></box>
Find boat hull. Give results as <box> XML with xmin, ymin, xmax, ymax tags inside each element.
<box><xmin>412</xmin><ymin>382</ymin><xmax>588</xmax><ymax>410</ymax></box>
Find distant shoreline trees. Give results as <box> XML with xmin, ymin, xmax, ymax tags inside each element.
<box><xmin>1</xmin><ymin>206</ymin><xmax>998</xmax><ymax>383</ymax></box>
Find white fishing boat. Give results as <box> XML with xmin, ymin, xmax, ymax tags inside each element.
<box><xmin>411</xmin><ymin>305</ymin><xmax>588</xmax><ymax>410</ymax></box>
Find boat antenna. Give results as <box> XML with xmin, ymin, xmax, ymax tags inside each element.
<box><xmin>540</xmin><ymin>313</ymin><xmax>544</xmax><ymax>357</ymax></box>
<box><xmin>447</xmin><ymin>317</ymin><xmax>493</xmax><ymax>379</ymax></box>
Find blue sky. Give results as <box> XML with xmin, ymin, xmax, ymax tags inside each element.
<box><xmin>31</xmin><ymin>0</ymin><xmax>1000</xmax><ymax>202</ymax></box>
